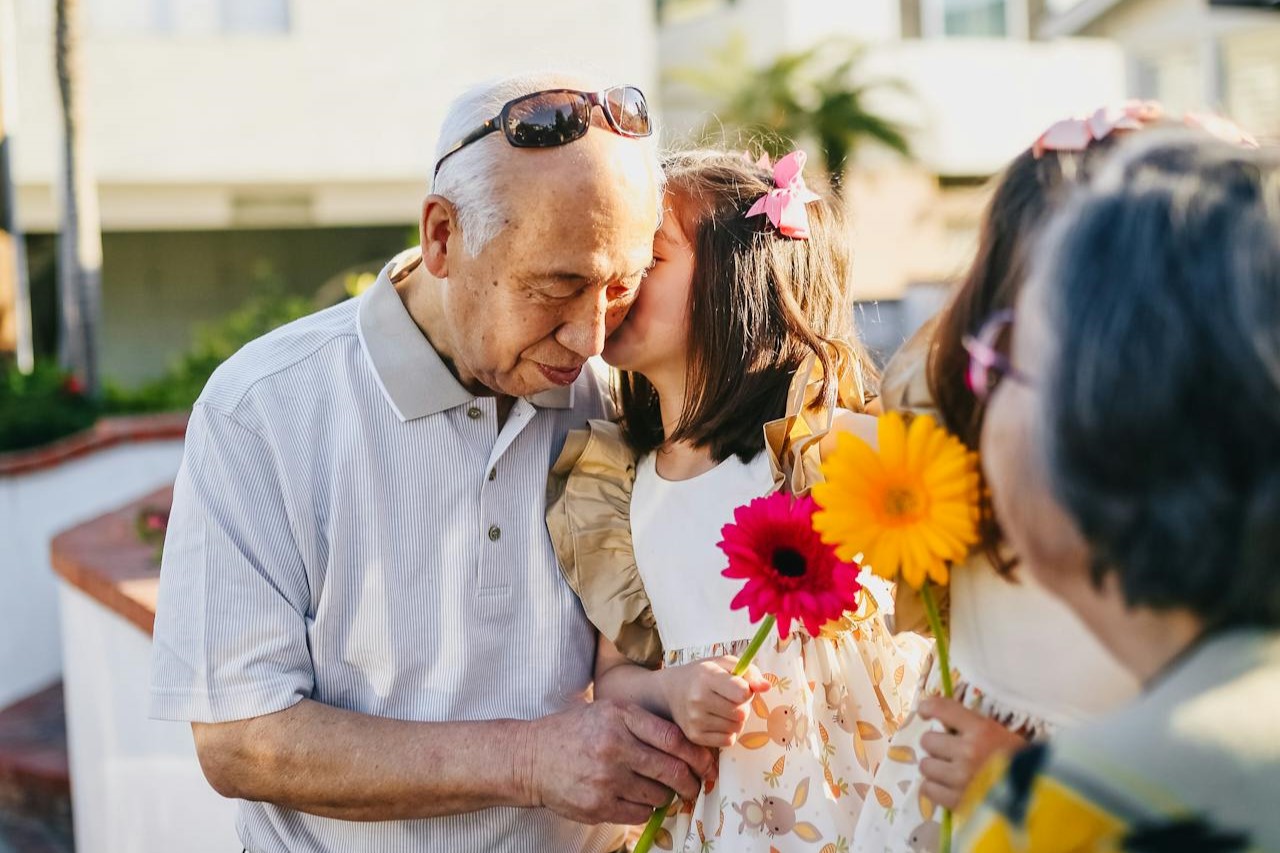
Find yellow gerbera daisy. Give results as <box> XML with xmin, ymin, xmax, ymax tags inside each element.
<box><xmin>812</xmin><ymin>412</ymin><xmax>981</xmax><ymax>590</ymax></box>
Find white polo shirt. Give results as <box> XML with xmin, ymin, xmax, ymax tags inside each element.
<box><xmin>150</xmin><ymin>264</ymin><xmax>621</xmax><ymax>852</ymax></box>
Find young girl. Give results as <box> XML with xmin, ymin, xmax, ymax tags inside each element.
<box><xmin>852</xmin><ymin>103</ymin><xmax>1258</xmax><ymax>853</ymax></box>
<box><xmin>547</xmin><ymin>149</ymin><xmax>927</xmax><ymax>851</ymax></box>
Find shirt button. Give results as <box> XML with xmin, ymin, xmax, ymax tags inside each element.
<box><xmin>467</xmin><ymin>407</ymin><xmax>483</xmax><ymax>420</ymax></box>
<box><xmin>487</xmin><ymin>525</ymin><xmax>501</xmax><ymax>542</ymax></box>
<box><xmin>488</xmin><ymin>467</ymin><xmax>497</xmax><ymax>481</ymax></box>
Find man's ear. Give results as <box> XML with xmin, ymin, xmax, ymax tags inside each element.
<box><xmin>420</xmin><ymin>194</ymin><xmax>458</xmax><ymax>279</ymax></box>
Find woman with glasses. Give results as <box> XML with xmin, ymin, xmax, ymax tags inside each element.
<box><xmin>958</xmin><ymin>130</ymin><xmax>1280</xmax><ymax>852</ymax></box>
<box><xmin>852</xmin><ymin>104</ymin><xmax>1258</xmax><ymax>852</ymax></box>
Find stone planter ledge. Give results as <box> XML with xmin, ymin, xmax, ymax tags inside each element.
<box><xmin>49</xmin><ymin>486</ymin><xmax>171</xmax><ymax>637</ymax></box>
<box><xmin>0</xmin><ymin>413</ymin><xmax>189</xmax><ymax>479</ymax></box>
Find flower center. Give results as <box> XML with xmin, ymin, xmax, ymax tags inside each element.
<box><xmin>771</xmin><ymin>546</ymin><xmax>807</xmax><ymax>578</ymax></box>
<box><xmin>883</xmin><ymin>485</ymin><xmax>924</xmax><ymax>521</ymax></box>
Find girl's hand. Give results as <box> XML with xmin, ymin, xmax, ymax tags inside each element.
<box><xmin>917</xmin><ymin>696</ymin><xmax>1029</xmax><ymax>809</ymax></box>
<box><xmin>660</xmin><ymin>656</ymin><xmax>770</xmax><ymax>749</ymax></box>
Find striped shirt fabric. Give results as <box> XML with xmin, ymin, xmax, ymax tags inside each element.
<box><xmin>149</xmin><ymin>262</ymin><xmax>624</xmax><ymax>852</ymax></box>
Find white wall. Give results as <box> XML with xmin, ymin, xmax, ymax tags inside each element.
<box><xmin>11</xmin><ymin>0</ymin><xmax>658</xmax><ymax>230</ymax></box>
<box><xmin>860</xmin><ymin>37</ymin><xmax>1126</xmax><ymax>176</ymax></box>
<box><xmin>658</xmin><ymin>0</ymin><xmax>1125</xmax><ymax>175</ymax></box>
<box><xmin>661</xmin><ymin>0</ymin><xmax>900</xmax><ymax>71</ymax></box>
<box><xmin>1058</xmin><ymin>0</ymin><xmax>1280</xmax><ymax>137</ymax></box>
<box><xmin>0</xmin><ymin>438</ymin><xmax>183</xmax><ymax>710</ymax></box>
<box><xmin>60</xmin><ymin>583</ymin><xmax>239</xmax><ymax>853</ymax></box>
<box><xmin>659</xmin><ymin>0</ymin><xmax>903</xmax><ymax>139</ymax></box>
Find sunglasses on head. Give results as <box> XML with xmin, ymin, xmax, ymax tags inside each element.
<box><xmin>433</xmin><ymin>85</ymin><xmax>653</xmax><ymax>177</ymax></box>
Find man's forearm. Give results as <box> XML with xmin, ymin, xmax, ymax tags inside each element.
<box><xmin>193</xmin><ymin>698</ymin><xmax>537</xmax><ymax>821</ymax></box>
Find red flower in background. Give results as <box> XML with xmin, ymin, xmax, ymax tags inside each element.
<box><xmin>719</xmin><ymin>492</ymin><xmax>862</xmax><ymax>639</ymax></box>
<box><xmin>62</xmin><ymin>375</ymin><xmax>85</xmax><ymax>396</ymax></box>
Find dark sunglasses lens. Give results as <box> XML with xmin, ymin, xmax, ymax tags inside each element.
<box><xmin>505</xmin><ymin>91</ymin><xmax>591</xmax><ymax>147</ymax></box>
<box><xmin>605</xmin><ymin>86</ymin><xmax>652</xmax><ymax>137</ymax></box>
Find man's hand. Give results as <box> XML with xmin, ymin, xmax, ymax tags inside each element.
<box><xmin>917</xmin><ymin>696</ymin><xmax>1029</xmax><ymax>810</ymax></box>
<box><xmin>524</xmin><ymin>699</ymin><xmax>718</xmax><ymax>826</ymax></box>
<box><xmin>659</xmin><ymin>656</ymin><xmax>770</xmax><ymax>748</ymax></box>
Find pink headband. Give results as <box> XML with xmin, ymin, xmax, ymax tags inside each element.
<box><xmin>746</xmin><ymin>150</ymin><xmax>822</xmax><ymax>240</ymax></box>
<box><xmin>1032</xmin><ymin>100</ymin><xmax>1258</xmax><ymax>158</ymax></box>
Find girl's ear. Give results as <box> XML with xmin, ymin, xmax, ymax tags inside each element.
<box><xmin>421</xmin><ymin>195</ymin><xmax>459</xmax><ymax>279</ymax></box>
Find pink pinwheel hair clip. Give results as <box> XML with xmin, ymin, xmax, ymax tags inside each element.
<box><xmin>745</xmin><ymin>150</ymin><xmax>822</xmax><ymax>240</ymax></box>
<box><xmin>1033</xmin><ymin>100</ymin><xmax>1259</xmax><ymax>159</ymax></box>
<box><xmin>1033</xmin><ymin>100</ymin><xmax>1164</xmax><ymax>158</ymax></box>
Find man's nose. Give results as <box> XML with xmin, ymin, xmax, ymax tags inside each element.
<box><xmin>556</xmin><ymin>288</ymin><xmax>610</xmax><ymax>359</ymax></box>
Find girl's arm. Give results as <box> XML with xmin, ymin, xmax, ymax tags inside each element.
<box><xmin>593</xmin><ymin>633</ymin><xmax>672</xmax><ymax>719</ymax></box>
<box><xmin>594</xmin><ymin>634</ymin><xmax>769</xmax><ymax>749</ymax></box>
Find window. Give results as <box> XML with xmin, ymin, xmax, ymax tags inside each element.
<box><xmin>919</xmin><ymin>0</ymin><xmax>1018</xmax><ymax>38</ymax></box>
<box><xmin>90</xmin><ymin>0</ymin><xmax>290</xmax><ymax>36</ymax></box>
<box><xmin>943</xmin><ymin>0</ymin><xmax>1007</xmax><ymax>36</ymax></box>
<box><xmin>219</xmin><ymin>0</ymin><xmax>290</xmax><ymax>34</ymax></box>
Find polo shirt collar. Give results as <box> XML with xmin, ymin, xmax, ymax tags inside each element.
<box><xmin>356</xmin><ymin>264</ymin><xmax>574</xmax><ymax>421</ymax></box>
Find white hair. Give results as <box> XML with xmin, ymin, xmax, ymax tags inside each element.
<box><xmin>430</xmin><ymin>71</ymin><xmax>664</xmax><ymax>255</ymax></box>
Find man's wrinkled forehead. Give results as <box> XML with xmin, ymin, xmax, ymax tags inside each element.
<box><xmin>496</xmin><ymin>135</ymin><xmax>657</xmax><ymax>219</ymax></box>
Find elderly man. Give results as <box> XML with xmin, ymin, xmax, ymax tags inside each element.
<box><xmin>149</xmin><ymin>72</ymin><xmax>714</xmax><ymax>852</ymax></box>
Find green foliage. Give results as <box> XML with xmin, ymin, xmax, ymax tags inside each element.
<box><xmin>106</xmin><ymin>289</ymin><xmax>314</xmax><ymax>413</ymax></box>
<box><xmin>0</xmin><ymin>362</ymin><xmax>100</xmax><ymax>453</ymax></box>
<box><xmin>669</xmin><ymin>36</ymin><xmax>913</xmax><ymax>193</ymax></box>
<box><xmin>0</xmin><ymin>264</ymin><xmax>317</xmax><ymax>451</ymax></box>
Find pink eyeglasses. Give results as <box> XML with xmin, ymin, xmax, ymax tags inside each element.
<box><xmin>961</xmin><ymin>309</ymin><xmax>1031</xmax><ymax>401</ymax></box>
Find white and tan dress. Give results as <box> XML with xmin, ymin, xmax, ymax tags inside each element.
<box><xmin>548</xmin><ymin>357</ymin><xmax>930</xmax><ymax>853</ymax></box>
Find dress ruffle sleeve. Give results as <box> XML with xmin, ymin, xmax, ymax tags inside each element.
<box><xmin>762</xmin><ymin>342</ymin><xmax>892</xmax><ymax>624</ymax></box>
<box><xmin>763</xmin><ymin>339</ymin><xmax>868</xmax><ymax>496</ymax></box>
<box><xmin>546</xmin><ymin>420</ymin><xmax>662</xmax><ymax>668</ymax></box>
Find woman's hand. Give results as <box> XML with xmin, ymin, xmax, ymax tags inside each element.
<box><xmin>659</xmin><ymin>656</ymin><xmax>770</xmax><ymax>749</ymax></box>
<box><xmin>917</xmin><ymin>696</ymin><xmax>1029</xmax><ymax>809</ymax></box>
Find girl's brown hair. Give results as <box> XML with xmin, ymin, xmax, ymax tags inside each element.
<box><xmin>616</xmin><ymin>149</ymin><xmax>878</xmax><ymax>463</ymax></box>
<box><xmin>927</xmin><ymin>137</ymin><xmax>1127</xmax><ymax>570</ymax></box>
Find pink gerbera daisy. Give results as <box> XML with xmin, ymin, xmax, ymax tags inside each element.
<box><xmin>719</xmin><ymin>492</ymin><xmax>862</xmax><ymax>639</ymax></box>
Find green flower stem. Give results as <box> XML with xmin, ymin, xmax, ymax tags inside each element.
<box><xmin>633</xmin><ymin>615</ymin><xmax>777</xmax><ymax>853</ymax></box>
<box><xmin>631</xmin><ymin>793</ymin><xmax>674</xmax><ymax>853</ymax></box>
<box><xmin>921</xmin><ymin>582</ymin><xmax>952</xmax><ymax>698</ymax></box>
<box><xmin>732</xmin><ymin>614</ymin><xmax>776</xmax><ymax>676</ymax></box>
<box><xmin>921</xmin><ymin>581</ymin><xmax>953</xmax><ymax>853</ymax></box>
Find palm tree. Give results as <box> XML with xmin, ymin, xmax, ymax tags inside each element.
<box><xmin>669</xmin><ymin>37</ymin><xmax>912</xmax><ymax>195</ymax></box>
<box><xmin>55</xmin><ymin>0</ymin><xmax>103</xmax><ymax>395</ymax></box>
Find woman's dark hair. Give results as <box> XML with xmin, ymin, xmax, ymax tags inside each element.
<box><xmin>927</xmin><ymin>137</ymin><xmax>1126</xmax><ymax>569</ymax></box>
<box><xmin>1037</xmin><ymin>132</ymin><xmax>1280</xmax><ymax>627</ymax></box>
<box><xmin>616</xmin><ymin>149</ymin><xmax>878</xmax><ymax>463</ymax></box>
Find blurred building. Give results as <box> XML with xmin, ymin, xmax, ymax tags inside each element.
<box><xmin>19</xmin><ymin>1</ymin><xmax>1265</xmax><ymax>379</ymax></box>
<box><xmin>1043</xmin><ymin>0</ymin><xmax>1280</xmax><ymax>140</ymax></box>
<box><xmin>8</xmin><ymin>0</ymin><xmax>656</xmax><ymax>383</ymax></box>
<box><xmin>658</xmin><ymin>0</ymin><xmax>1126</xmax><ymax>360</ymax></box>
